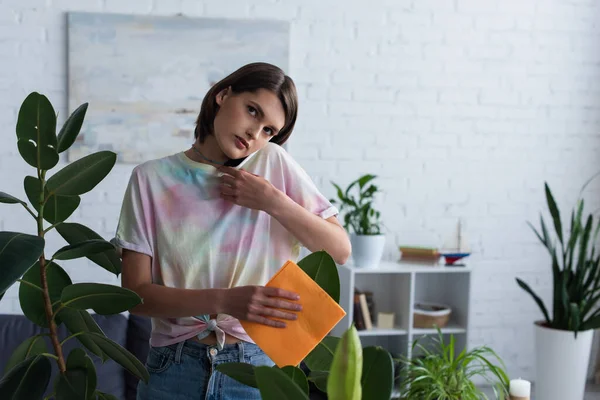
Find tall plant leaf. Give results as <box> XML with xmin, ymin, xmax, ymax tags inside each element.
<box><xmin>54</xmin><ymin>348</ymin><xmax>97</xmax><ymax>400</ymax></box>
<box><xmin>3</xmin><ymin>335</ymin><xmax>47</xmax><ymax>375</ymax></box>
<box><xmin>57</xmin><ymin>103</ymin><xmax>88</xmax><ymax>153</ymax></box>
<box><xmin>46</xmin><ymin>151</ymin><xmax>116</xmax><ymax>196</ymax></box>
<box><xmin>254</xmin><ymin>366</ymin><xmax>308</xmax><ymax>400</ymax></box>
<box><xmin>79</xmin><ymin>333</ymin><xmax>149</xmax><ymax>382</ymax></box>
<box><xmin>308</xmin><ymin>371</ymin><xmax>328</xmax><ymax>392</ymax></box>
<box><xmin>545</xmin><ymin>183</ymin><xmax>563</xmax><ymax>246</ymax></box>
<box><xmin>52</xmin><ymin>240</ymin><xmax>115</xmax><ymax>261</ymax></box>
<box><xmin>61</xmin><ymin>283</ymin><xmax>142</xmax><ymax>315</ymax></box>
<box><xmin>19</xmin><ymin>261</ymin><xmax>71</xmax><ymax>328</ymax></box>
<box><xmin>15</xmin><ymin>92</ymin><xmax>59</xmax><ymax>170</ymax></box>
<box><xmin>516</xmin><ymin>278</ymin><xmax>550</xmax><ymax>323</ymax></box>
<box><xmin>0</xmin><ymin>355</ymin><xmax>51</xmax><ymax>399</ymax></box>
<box><xmin>56</xmin><ymin>223</ymin><xmax>121</xmax><ymax>276</ymax></box>
<box><xmin>297</xmin><ymin>251</ymin><xmax>340</xmax><ymax>303</ymax></box>
<box><xmin>0</xmin><ymin>192</ymin><xmax>26</xmax><ymax>206</ymax></box>
<box><xmin>23</xmin><ymin>176</ymin><xmax>80</xmax><ymax>225</ymax></box>
<box><xmin>327</xmin><ymin>325</ymin><xmax>362</xmax><ymax>400</ymax></box>
<box><xmin>303</xmin><ymin>336</ymin><xmax>340</xmax><ymax>371</ymax></box>
<box><xmin>57</xmin><ymin>308</ymin><xmax>106</xmax><ymax>360</ymax></box>
<box><xmin>361</xmin><ymin>346</ymin><xmax>394</xmax><ymax>400</ymax></box>
<box><xmin>0</xmin><ymin>232</ymin><xmax>45</xmax><ymax>294</ymax></box>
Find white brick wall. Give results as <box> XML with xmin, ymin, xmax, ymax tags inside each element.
<box><xmin>2</xmin><ymin>0</ymin><xmax>600</xmax><ymax>383</ymax></box>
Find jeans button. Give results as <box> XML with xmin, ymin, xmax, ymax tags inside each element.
<box><xmin>209</xmin><ymin>348</ymin><xmax>218</xmax><ymax>357</ymax></box>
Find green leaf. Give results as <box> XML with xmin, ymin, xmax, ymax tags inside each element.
<box><xmin>545</xmin><ymin>182</ymin><xmax>563</xmax><ymax>245</ymax></box>
<box><xmin>570</xmin><ymin>303</ymin><xmax>581</xmax><ymax>334</ymax></box>
<box><xmin>46</xmin><ymin>151</ymin><xmax>116</xmax><ymax>196</ymax></box>
<box><xmin>16</xmin><ymin>92</ymin><xmax>59</xmax><ymax>170</ymax></box>
<box><xmin>254</xmin><ymin>366</ymin><xmax>308</xmax><ymax>400</ymax></box>
<box><xmin>55</xmin><ymin>348</ymin><xmax>97</xmax><ymax>400</ymax></box>
<box><xmin>303</xmin><ymin>336</ymin><xmax>340</xmax><ymax>371</ymax></box>
<box><xmin>0</xmin><ymin>192</ymin><xmax>26</xmax><ymax>206</ymax></box>
<box><xmin>583</xmin><ymin>314</ymin><xmax>600</xmax><ymax>330</ymax></box>
<box><xmin>281</xmin><ymin>366</ymin><xmax>309</xmax><ymax>396</ymax></box>
<box><xmin>61</xmin><ymin>283</ymin><xmax>142</xmax><ymax>315</ymax></box>
<box><xmin>297</xmin><ymin>251</ymin><xmax>340</xmax><ymax>303</ymax></box>
<box><xmin>57</xmin><ymin>103</ymin><xmax>88</xmax><ymax>153</ymax></box>
<box><xmin>308</xmin><ymin>371</ymin><xmax>328</xmax><ymax>392</ymax></box>
<box><xmin>95</xmin><ymin>392</ymin><xmax>118</xmax><ymax>400</ymax></box>
<box><xmin>56</xmin><ymin>223</ymin><xmax>121</xmax><ymax>276</ymax></box>
<box><xmin>357</xmin><ymin>174</ymin><xmax>376</xmax><ymax>190</ymax></box>
<box><xmin>24</xmin><ymin>176</ymin><xmax>80</xmax><ymax>225</ymax></box>
<box><xmin>79</xmin><ymin>332</ymin><xmax>149</xmax><ymax>383</ymax></box>
<box><xmin>53</xmin><ymin>240</ymin><xmax>115</xmax><ymax>261</ymax></box>
<box><xmin>361</xmin><ymin>346</ymin><xmax>394</xmax><ymax>400</ymax></box>
<box><xmin>58</xmin><ymin>308</ymin><xmax>107</xmax><ymax>360</ymax></box>
<box><xmin>19</xmin><ymin>261</ymin><xmax>71</xmax><ymax>328</ymax></box>
<box><xmin>327</xmin><ymin>325</ymin><xmax>362</xmax><ymax>400</ymax></box>
<box><xmin>0</xmin><ymin>355</ymin><xmax>51</xmax><ymax>399</ymax></box>
<box><xmin>0</xmin><ymin>232</ymin><xmax>45</xmax><ymax>294</ymax></box>
<box><xmin>516</xmin><ymin>278</ymin><xmax>551</xmax><ymax>324</ymax></box>
<box><xmin>4</xmin><ymin>335</ymin><xmax>47</xmax><ymax>375</ymax></box>
<box><xmin>215</xmin><ymin>362</ymin><xmax>257</xmax><ymax>388</ymax></box>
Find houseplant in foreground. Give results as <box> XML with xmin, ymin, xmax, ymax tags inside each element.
<box><xmin>331</xmin><ymin>174</ymin><xmax>385</xmax><ymax>268</ymax></box>
<box><xmin>0</xmin><ymin>92</ymin><xmax>148</xmax><ymax>399</ymax></box>
<box><xmin>516</xmin><ymin>180</ymin><xmax>600</xmax><ymax>400</ymax></box>
<box><xmin>399</xmin><ymin>328</ymin><xmax>510</xmax><ymax>400</ymax></box>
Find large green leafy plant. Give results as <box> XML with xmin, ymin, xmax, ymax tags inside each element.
<box><xmin>330</xmin><ymin>174</ymin><xmax>382</xmax><ymax>235</ymax></box>
<box><xmin>516</xmin><ymin>181</ymin><xmax>600</xmax><ymax>335</ymax></box>
<box><xmin>400</xmin><ymin>329</ymin><xmax>509</xmax><ymax>400</ymax></box>
<box><xmin>216</xmin><ymin>251</ymin><xmax>395</xmax><ymax>400</ymax></box>
<box><xmin>0</xmin><ymin>92</ymin><xmax>148</xmax><ymax>399</ymax></box>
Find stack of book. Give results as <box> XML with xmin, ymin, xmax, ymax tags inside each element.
<box><xmin>398</xmin><ymin>246</ymin><xmax>441</xmax><ymax>264</ymax></box>
<box><xmin>353</xmin><ymin>288</ymin><xmax>375</xmax><ymax>330</ymax></box>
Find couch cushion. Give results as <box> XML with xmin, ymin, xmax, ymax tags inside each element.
<box><xmin>0</xmin><ymin>313</ymin><xmax>128</xmax><ymax>398</ymax></box>
<box><xmin>125</xmin><ymin>314</ymin><xmax>152</xmax><ymax>400</ymax></box>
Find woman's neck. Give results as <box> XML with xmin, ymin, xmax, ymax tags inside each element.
<box><xmin>185</xmin><ymin>136</ymin><xmax>229</xmax><ymax>166</ymax></box>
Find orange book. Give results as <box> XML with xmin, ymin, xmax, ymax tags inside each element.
<box><xmin>240</xmin><ymin>260</ymin><xmax>346</xmax><ymax>367</ymax></box>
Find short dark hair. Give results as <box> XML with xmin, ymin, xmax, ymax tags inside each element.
<box><xmin>195</xmin><ymin>62</ymin><xmax>298</xmax><ymax>148</ymax></box>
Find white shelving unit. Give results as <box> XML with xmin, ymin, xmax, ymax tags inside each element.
<box><xmin>332</xmin><ymin>260</ymin><xmax>472</xmax><ymax>362</ymax></box>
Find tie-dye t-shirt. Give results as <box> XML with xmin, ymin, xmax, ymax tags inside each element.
<box><xmin>114</xmin><ymin>143</ymin><xmax>338</xmax><ymax>348</ymax></box>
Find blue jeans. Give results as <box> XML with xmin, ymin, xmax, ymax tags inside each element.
<box><xmin>137</xmin><ymin>340</ymin><xmax>274</xmax><ymax>400</ymax></box>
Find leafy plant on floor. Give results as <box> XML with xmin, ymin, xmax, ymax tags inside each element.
<box><xmin>330</xmin><ymin>174</ymin><xmax>382</xmax><ymax>235</ymax></box>
<box><xmin>0</xmin><ymin>92</ymin><xmax>148</xmax><ymax>399</ymax></box>
<box><xmin>516</xmin><ymin>180</ymin><xmax>600</xmax><ymax>335</ymax></box>
<box><xmin>399</xmin><ymin>328</ymin><xmax>510</xmax><ymax>400</ymax></box>
<box><xmin>216</xmin><ymin>251</ymin><xmax>395</xmax><ymax>400</ymax></box>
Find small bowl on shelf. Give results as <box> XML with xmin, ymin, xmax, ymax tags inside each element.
<box><xmin>413</xmin><ymin>302</ymin><xmax>452</xmax><ymax>329</ymax></box>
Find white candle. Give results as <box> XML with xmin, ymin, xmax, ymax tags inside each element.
<box><xmin>509</xmin><ymin>378</ymin><xmax>531</xmax><ymax>397</ymax></box>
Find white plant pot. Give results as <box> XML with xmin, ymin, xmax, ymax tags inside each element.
<box><xmin>349</xmin><ymin>234</ymin><xmax>385</xmax><ymax>268</ymax></box>
<box><xmin>534</xmin><ymin>322</ymin><xmax>593</xmax><ymax>400</ymax></box>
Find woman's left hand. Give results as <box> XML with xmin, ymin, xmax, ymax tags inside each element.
<box><xmin>218</xmin><ymin>166</ymin><xmax>282</xmax><ymax>213</ymax></box>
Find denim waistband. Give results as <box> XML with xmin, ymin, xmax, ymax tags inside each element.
<box><xmin>157</xmin><ymin>339</ymin><xmax>264</xmax><ymax>364</ymax></box>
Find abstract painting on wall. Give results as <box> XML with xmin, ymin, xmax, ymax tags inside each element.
<box><xmin>67</xmin><ymin>12</ymin><xmax>290</xmax><ymax>163</ymax></box>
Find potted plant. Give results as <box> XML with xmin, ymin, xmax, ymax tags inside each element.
<box><xmin>516</xmin><ymin>181</ymin><xmax>600</xmax><ymax>400</ymax></box>
<box><xmin>399</xmin><ymin>328</ymin><xmax>510</xmax><ymax>400</ymax></box>
<box><xmin>331</xmin><ymin>174</ymin><xmax>385</xmax><ymax>268</ymax></box>
<box><xmin>0</xmin><ymin>92</ymin><xmax>148</xmax><ymax>398</ymax></box>
<box><xmin>216</xmin><ymin>251</ymin><xmax>395</xmax><ymax>400</ymax></box>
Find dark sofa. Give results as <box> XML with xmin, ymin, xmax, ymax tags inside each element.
<box><xmin>0</xmin><ymin>313</ymin><xmax>151</xmax><ymax>400</ymax></box>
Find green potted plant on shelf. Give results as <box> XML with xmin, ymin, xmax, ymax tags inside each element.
<box><xmin>216</xmin><ymin>251</ymin><xmax>395</xmax><ymax>400</ymax></box>
<box><xmin>330</xmin><ymin>174</ymin><xmax>385</xmax><ymax>268</ymax></box>
<box><xmin>399</xmin><ymin>328</ymin><xmax>510</xmax><ymax>400</ymax></box>
<box><xmin>0</xmin><ymin>92</ymin><xmax>148</xmax><ymax>399</ymax></box>
<box><xmin>515</xmin><ymin>180</ymin><xmax>600</xmax><ymax>400</ymax></box>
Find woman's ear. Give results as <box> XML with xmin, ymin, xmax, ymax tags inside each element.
<box><xmin>215</xmin><ymin>86</ymin><xmax>232</xmax><ymax>106</ymax></box>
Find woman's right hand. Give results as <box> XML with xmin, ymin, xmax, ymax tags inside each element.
<box><xmin>222</xmin><ymin>286</ymin><xmax>302</xmax><ymax>328</ymax></box>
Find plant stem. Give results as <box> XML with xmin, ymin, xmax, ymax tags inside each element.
<box><xmin>37</xmin><ymin>171</ymin><xmax>66</xmax><ymax>374</ymax></box>
<box><xmin>21</xmin><ymin>203</ymin><xmax>37</xmax><ymax>219</ymax></box>
<box><xmin>16</xmin><ymin>279</ymin><xmax>44</xmax><ymax>293</ymax></box>
<box><xmin>43</xmin><ymin>221</ymin><xmax>62</xmax><ymax>234</ymax></box>
<box><xmin>60</xmin><ymin>331</ymin><xmax>84</xmax><ymax>346</ymax></box>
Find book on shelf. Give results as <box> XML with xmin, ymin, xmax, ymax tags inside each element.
<box><xmin>353</xmin><ymin>288</ymin><xmax>374</xmax><ymax>330</ymax></box>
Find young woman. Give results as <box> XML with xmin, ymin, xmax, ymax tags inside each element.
<box><xmin>114</xmin><ymin>62</ymin><xmax>351</xmax><ymax>400</ymax></box>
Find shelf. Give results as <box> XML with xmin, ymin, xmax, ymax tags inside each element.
<box><xmin>412</xmin><ymin>324</ymin><xmax>467</xmax><ymax>335</ymax></box>
<box><xmin>340</xmin><ymin>261</ymin><xmax>471</xmax><ymax>274</ymax></box>
<box><xmin>357</xmin><ymin>327</ymin><xmax>408</xmax><ymax>337</ymax></box>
